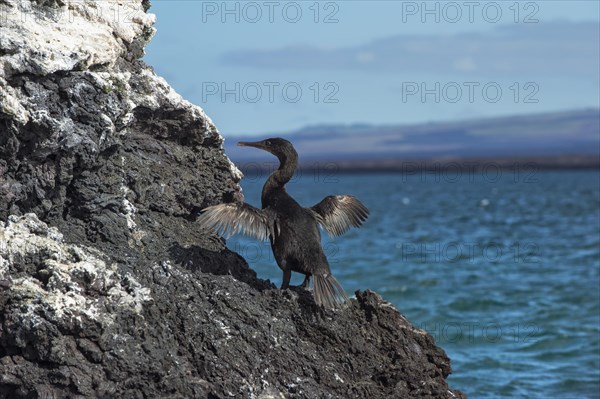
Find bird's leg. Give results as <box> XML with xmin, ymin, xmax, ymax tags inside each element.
<box><xmin>281</xmin><ymin>269</ymin><xmax>291</xmax><ymax>289</ymax></box>
<box><xmin>300</xmin><ymin>274</ymin><xmax>310</xmax><ymax>289</ymax></box>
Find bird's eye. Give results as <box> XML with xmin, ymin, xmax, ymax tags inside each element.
<box><xmin>265</xmin><ymin>140</ymin><xmax>271</xmax><ymax>146</ymax></box>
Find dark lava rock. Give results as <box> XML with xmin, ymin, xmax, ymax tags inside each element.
<box><xmin>0</xmin><ymin>0</ymin><xmax>466</xmax><ymax>398</ymax></box>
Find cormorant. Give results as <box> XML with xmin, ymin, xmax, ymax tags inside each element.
<box><xmin>199</xmin><ymin>138</ymin><xmax>369</xmax><ymax>309</ymax></box>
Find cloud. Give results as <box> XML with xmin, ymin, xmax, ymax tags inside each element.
<box><xmin>221</xmin><ymin>21</ymin><xmax>599</xmax><ymax>78</ymax></box>
<box><xmin>355</xmin><ymin>51</ymin><xmax>375</xmax><ymax>65</ymax></box>
<box><xmin>452</xmin><ymin>57</ymin><xmax>478</xmax><ymax>73</ymax></box>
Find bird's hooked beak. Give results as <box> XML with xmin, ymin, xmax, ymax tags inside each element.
<box><xmin>238</xmin><ymin>141</ymin><xmax>266</xmax><ymax>150</ymax></box>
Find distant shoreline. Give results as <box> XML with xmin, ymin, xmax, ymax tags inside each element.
<box><xmin>225</xmin><ymin>109</ymin><xmax>600</xmax><ymax>173</ymax></box>
<box><xmin>235</xmin><ymin>154</ymin><xmax>599</xmax><ymax>175</ymax></box>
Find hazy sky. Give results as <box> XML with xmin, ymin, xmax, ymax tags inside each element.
<box><xmin>144</xmin><ymin>1</ymin><xmax>600</xmax><ymax>136</ymax></box>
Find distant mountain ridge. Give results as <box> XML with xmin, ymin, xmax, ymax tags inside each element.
<box><xmin>224</xmin><ymin>109</ymin><xmax>599</xmax><ymax>170</ymax></box>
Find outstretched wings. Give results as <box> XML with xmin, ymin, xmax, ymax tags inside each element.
<box><xmin>198</xmin><ymin>202</ymin><xmax>278</xmax><ymax>241</ymax></box>
<box><xmin>310</xmin><ymin>195</ymin><xmax>369</xmax><ymax>237</ymax></box>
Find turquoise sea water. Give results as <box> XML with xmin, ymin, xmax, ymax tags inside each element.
<box><xmin>227</xmin><ymin>169</ymin><xmax>600</xmax><ymax>398</ymax></box>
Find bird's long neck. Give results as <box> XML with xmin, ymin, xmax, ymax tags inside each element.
<box><xmin>262</xmin><ymin>150</ymin><xmax>298</xmax><ymax>202</ymax></box>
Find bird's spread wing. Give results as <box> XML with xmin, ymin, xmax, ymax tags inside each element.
<box><xmin>198</xmin><ymin>202</ymin><xmax>277</xmax><ymax>241</ymax></box>
<box><xmin>310</xmin><ymin>195</ymin><xmax>369</xmax><ymax>237</ymax></box>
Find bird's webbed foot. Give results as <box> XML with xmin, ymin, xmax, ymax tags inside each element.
<box><xmin>290</xmin><ymin>275</ymin><xmax>311</xmax><ymax>289</ymax></box>
<box><xmin>300</xmin><ymin>275</ymin><xmax>310</xmax><ymax>289</ymax></box>
<box><xmin>280</xmin><ymin>271</ymin><xmax>311</xmax><ymax>290</ymax></box>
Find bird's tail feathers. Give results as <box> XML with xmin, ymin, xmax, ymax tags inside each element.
<box><xmin>313</xmin><ymin>273</ymin><xmax>349</xmax><ymax>309</ymax></box>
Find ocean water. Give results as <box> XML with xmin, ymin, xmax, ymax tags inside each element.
<box><xmin>226</xmin><ymin>168</ymin><xmax>600</xmax><ymax>399</ymax></box>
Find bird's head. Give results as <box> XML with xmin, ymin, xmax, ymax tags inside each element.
<box><xmin>238</xmin><ymin>138</ymin><xmax>297</xmax><ymax>163</ymax></box>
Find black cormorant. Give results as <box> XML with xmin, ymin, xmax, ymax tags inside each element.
<box><xmin>199</xmin><ymin>138</ymin><xmax>369</xmax><ymax>309</ymax></box>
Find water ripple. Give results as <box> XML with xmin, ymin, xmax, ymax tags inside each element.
<box><xmin>230</xmin><ymin>170</ymin><xmax>600</xmax><ymax>398</ymax></box>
